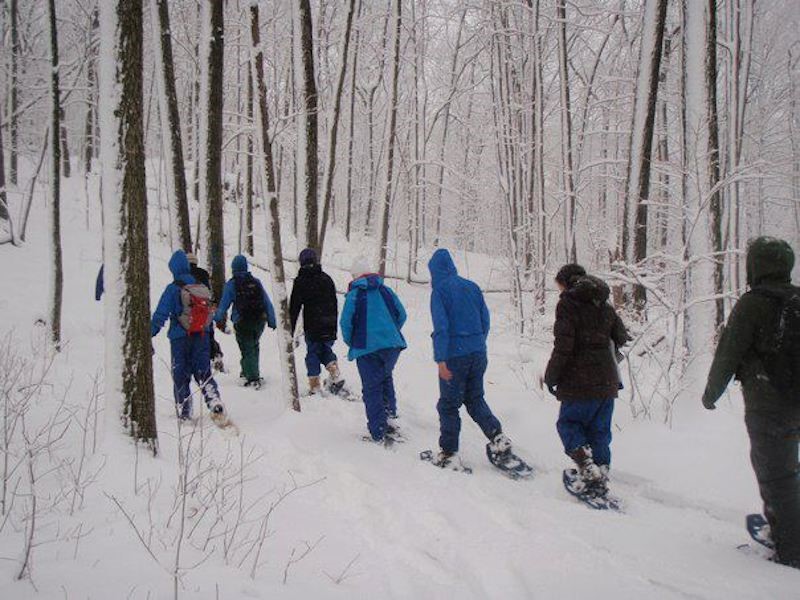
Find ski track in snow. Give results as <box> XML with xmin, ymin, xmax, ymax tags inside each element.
<box><xmin>1</xmin><ymin>183</ymin><xmax>799</xmax><ymax>599</ymax></box>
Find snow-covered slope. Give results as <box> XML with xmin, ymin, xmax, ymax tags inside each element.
<box><xmin>1</xmin><ymin>190</ymin><xmax>799</xmax><ymax>599</ymax></box>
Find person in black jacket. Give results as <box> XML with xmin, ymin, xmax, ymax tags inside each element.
<box><xmin>290</xmin><ymin>248</ymin><xmax>341</xmax><ymax>393</ymax></box>
<box><xmin>544</xmin><ymin>264</ymin><xmax>629</xmax><ymax>495</ymax></box>
<box><xmin>187</xmin><ymin>253</ymin><xmax>225</xmax><ymax>372</ymax></box>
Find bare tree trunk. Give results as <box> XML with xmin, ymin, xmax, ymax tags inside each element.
<box><xmin>9</xmin><ymin>0</ymin><xmax>19</xmax><ymax>185</ymax></box>
<box><xmin>59</xmin><ymin>107</ymin><xmax>71</xmax><ymax>178</ymax></box>
<box><xmin>706</xmin><ymin>0</ymin><xmax>724</xmax><ymax>330</ymax></box>
<box><xmin>152</xmin><ymin>0</ymin><xmax>192</xmax><ymax>252</ymax></box>
<box><xmin>245</xmin><ymin>64</ymin><xmax>254</xmax><ymax>256</ymax></box>
<box><xmin>556</xmin><ymin>0</ymin><xmax>576</xmax><ymax>262</ymax></box>
<box><xmin>250</xmin><ymin>4</ymin><xmax>301</xmax><ymax>412</ymax></box>
<box><xmin>83</xmin><ymin>9</ymin><xmax>98</xmax><ymax>174</ymax></box>
<box><xmin>299</xmin><ymin>0</ymin><xmax>319</xmax><ymax>250</ymax></box>
<box><xmin>378</xmin><ymin>0</ymin><xmax>401</xmax><ymax>276</ymax></box>
<box><xmin>318</xmin><ymin>0</ymin><xmax>357</xmax><ymax>253</ymax></box>
<box><xmin>48</xmin><ymin>0</ymin><xmax>63</xmax><ymax>348</ymax></box>
<box><xmin>344</xmin><ymin>0</ymin><xmax>363</xmax><ymax>241</ymax></box>
<box><xmin>0</xmin><ymin>104</ymin><xmax>8</xmax><ymax>225</ymax></box>
<box><xmin>204</xmin><ymin>0</ymin><xmax>225</xmax><ymax>300</ymax></box>
<box><xmin>99</xmin><ymin>0</ymin><xmax>158</xmax><ymax>451</ymax></box>
<box><xmin>628</xmin><ymin>0</ymin><xmax>669</xmax><ymax>313</ymax></box>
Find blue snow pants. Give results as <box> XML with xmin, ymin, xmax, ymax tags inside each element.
<box><xmin>305</xmin><ymin>336</ymin><xmax>337</xmax><ymax>377</ymax></box>
<box><xmin>437</xmin><ymin>352</ymin><xmax>502</xmax><ymax>454</ymax></box>
<box><xmin>356</xmin><ymin>348</ymin><xmax>401</xmax><ymax>440</ymax></box>
<box><xmin>171</xmin><ymin>334</ymin><xmax>221</xmax><ymax>417</ymax></box>
<box><xmin>556</xmin><ymin>398</ymin><xmax>614</xmax><ymax>466</ymax></box>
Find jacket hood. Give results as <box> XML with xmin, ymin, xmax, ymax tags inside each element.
<box><xmin>350</xmin><ymin>274</ymin><xmax>383</xmax><ymax>291</ymax></box>
<box><xmin>169</xmin><ymin>250</ymin><xmax>191</xmax><ymax>279</ymax></box>
<box><xmin>567</xmin><ymin>275</ymin><xmax>610</xmax><ymax>306</ymax></box>
<box><xmin>232</xmin><ymin>254</ymin><xmax>249</xmax><ymax>274</ymax></box>
<box><xmin>746</xmin><ymin>237</ymin><xmax>794</xmax><ymax>287</ymax></box>
<box><xmin>428</xmin><ymin>249</ymin><xmax>458</xmax><ymax>287</ymax></box>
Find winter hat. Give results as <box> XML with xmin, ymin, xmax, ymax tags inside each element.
<box><xmin>186</xmin><ymin>252</ymin><xmax>198</xmax><ymax>265</ymax></box>
<box><xmin>299</xmin><ymin>248</ymin><xmax>318</xmax><ymax>267</ymax></box>
<box><xmin>555</xmin><ymin>264</ymin><xmax>586</xmax><ymax>288</ymax></box>
<box><xmin>231</xmin><ymin>254</ymin><xmax>249</xmax><ymax>274</ymax></box>
<box><xmin>350</xmin><ymin>256</ymin><xmax>371</xmax><ymax>279</ymax></box>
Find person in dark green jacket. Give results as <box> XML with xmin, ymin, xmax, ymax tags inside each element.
<box><xmin>702</xmin><ymin>236</ymin><xmax>800</xmax><ymax>568</ymax></box>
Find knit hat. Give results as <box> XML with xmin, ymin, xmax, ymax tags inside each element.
<box><xmin>555</xmin><ymin>264</ymin><xmax>586</xmax><ymax>288</ymax></box>
<box><xmin>350</xmin><ymin>256</ymin><xmax>371</xmax><ymax>279</ymax></box>
<box><xmin>186</xmin><ymin>252</ymin><xmax>198</xmax><ymax>265</ymax></box>
<box><xmin>299</xmin><ymin>247</ymin><xmax>318</xmax><ymax>267</ymax></box>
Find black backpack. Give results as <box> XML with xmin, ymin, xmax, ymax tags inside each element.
<box><xmin>235</xmin><ymin>274</ymin><xmax>266</xmax><ymax>320</ymax></box>
<box><xmin>757</xmin><ymin>286</ymin><xmax>800</xmax><ymax>396</ymax></box>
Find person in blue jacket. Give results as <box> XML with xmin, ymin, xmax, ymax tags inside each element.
<box><xmin>214</xmin><ymin>255</ymin><xmax>276</xmax><ymax>388</ymax></box>
<box><xmin>151</xmin><ymin>250</ymin><xmax>224</xmax><ymax>420</ymax></box>
<box><xmin>340</xmin><ymin>257</ymin><xmax>407</xmax><ymax>442</ymax></box>
<box><xmin>428</xmin><ymin>249</ymin><xmax>513</xmax><ymax>467</ymax></box>
<box><xmin>95</xmin><ymin>264</ymin><xmax>104</xmax><ymax>301</ymax></box>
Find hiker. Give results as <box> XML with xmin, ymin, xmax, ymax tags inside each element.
<box><xmin>151</xmin><ymin>250</ymin><xmax>224</xmax><ymax>420</ymax></box>
<box><xmin>95</xmin><ymin>264</ymin><xmax>104</xmax><ymax>301</ymax></box>
<box><xmin>428</xmin><ymin>248</ymin><xmax>515</xmax><ymax>468</ymax></box>
<box><xmin>186</xmin><ymin>253</ymin><xmax>225</xmax><ymax>372</ymax></box>
<box><xmin>214</xmin><ymin>255</ymin><xmax>276</xmax><ymax>389</ymax></box>
<box><xmin>544</xmin><ymin>264</ymin><xmax>629</xmax><ymax>499</ymax></box>
<box><xmin>340</xmin><ymin>257</ymin><xmax>407</xmax><ymax>443</ymax></box>
<box><xmin>702</xmin><ymin>237</ymin><xmax>800</xmax><ymax>568</ymax></box>
<box><xmin>289</xmin><ymin>248</ymin><xmax>342</xmax><ymax>394</ymax></box>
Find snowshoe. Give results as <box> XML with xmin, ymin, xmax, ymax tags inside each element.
<box><xmin>212</xmin><ymin>356</ymin><xmax>226</xmax><ymax>373</ymax></box>
<box><xmin>420</xmin><ymin>450</ymin><xmax>473</xmax><ymax>474</ymax></box>
<box><xmin>563</xmin><ymin>468</ymin><xmax>621</xmax><ymax>511</ymax></box>
<box><xmin>746</xmin><ymin>514</ymin><xmax>775</xmax><ymax>550</ymax></box>
<box><xmin>206</xmin><ymin>401</ymin><xmax>238</xmax><ymax>433</ymax></box>
<box><xmin>485</xmin><ymin>435</ymin><xmax>534</xmax><ymax>480</ymax></box>
<box><xmin>384</xmin><ymin>423</ymin><xmax>406</xmax><ymax>444</ymax></box>
<box><xmin>324</xmin><ymin>378</ymin><xmax>358</xmax><ymax>401</ymax></box>
<box><xmin>243</xmin><ymin>377</ymin><xmax>264</xmax><ymax>390</ymax></box>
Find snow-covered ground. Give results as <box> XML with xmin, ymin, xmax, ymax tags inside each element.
<box><xmin>1</xmin><ymin>181</ymin><xmax>799</xmax><ymax>599</ymax></box>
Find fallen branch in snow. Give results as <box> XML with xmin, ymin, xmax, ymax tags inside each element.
<box><xmin>324</xmin><ymin>553</ymin><xmax>361</xmax><ymax>585</ymax></box>
<box><xmin>282</xmin><ymin>536</ymin><xmax>324</xmax><ymax>585</ymax></box>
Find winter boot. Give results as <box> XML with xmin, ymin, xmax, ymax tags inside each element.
<box><xmin>207</xmin><ymin>399</ymin><xmax>225</xmax><ymax>415</ymax></box>
<box><xmin>176</xmin><ymin>398</ymin><xmax>193</xmax><ymax>421</ymax></box>
<box><xmin>432</xmin><ymin>450</ymin><xmax>457</xmax><ymax>468</ymax></box>
<box><xmin>309</xmin><ymin>376</ymin><xmax>322</xmax><ymax>394</ymax></box>
<box><xmin>569</xmin><ymin>445</ymin><xmax>602</xmax><ymax>485</ymax></box>
<box><xmin>244</xmin><ymin>377</ymin><xmax>264</xmax><ymax>390</ymax></box>
<box><xmin>325</xmin><ymin>361</ymin><xmax>342</xmax><ymax>383</ymax></box>
<box><xmin>487</xmin><ymin>432</ymin><xmax>513</xmax><ymax>457</ymax></box>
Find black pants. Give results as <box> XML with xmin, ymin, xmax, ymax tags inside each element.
<box><xmin>745</xmin><ymin>410</ymin><xmax>800</xmax><ymax>568</ymax></box>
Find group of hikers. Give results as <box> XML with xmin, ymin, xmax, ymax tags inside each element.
<box><xmin>141</xmin><ymin>236</ymin><xmax>799</xmax><ymax>570</ymax></box>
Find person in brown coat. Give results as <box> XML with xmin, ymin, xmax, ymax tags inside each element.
<box><xmin>544</xmin><ymin>264</ymin><xmax>629</xmax><ymax>495</ymax></box>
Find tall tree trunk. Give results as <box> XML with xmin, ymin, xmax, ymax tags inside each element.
<box><xmin>83</xmin><ymin>8</ymin><xmax>98</xmax><ymax>174</ymax></box>
<box><xmin>706</xmin><ymin>0</ymin><xmax>724</xmax><ymax>330</ymax></box>
<box><xmin>48</xmin><ymin>0</ymin><xmax>63</xmax><ymax>348</ymax></box>
<box><xmin>9</xmin><ymin>0</ymin><xmax>19</xmax><ymax>185</ymax></box>
<box><xmin>377</xmin><ymin>0</ymin><xmax>402</xmax><ymax>276</ymax></box>
<box><xmin>204</xmin><ymin>0</ymin><xmax>225</xmax><ymax>300</ymax></box>
<box><xmin>556</xmin><ymin>0</ymin><xmax>577</xmax><ymax>262</ymax></box>
<box><xmin>250</xmin><ymin>4</ymin><xmax>301</xmax><ymax>412</ymax></box>
<box><xmin>99</xmin><ymin>0</ymin><xmax>158</xmax><ymax>452</ymax></box>
<box><xmin>299</xmin><ymin>0</ymin><xmax>319</xmax><ymax>250</ymax></box>
<box><xmin>152</xmin><ymin>0</ymin><xmax>192</xmax><ymax>252</ymax></box>
<box><xmin>318</xmin><ymin>0</ymin><xmax>356</xmax><ymax>253</ymax></box>
<box><xmin>245</xmin><ymin>64</ymin><xmax>254</xmax><ymax>256</ymax></box>
<box><xmin>0</xmin><ymin>104</ymin><xmax>8</xmax><ymax>226</ymax></box>
<box><xmin>344</xmin><ymin>0</ymin><xmax>363</xmax><ymax>241</ymax></box>
<box><xmin>628</xmin><ymin>0</ymin><xmax>669</xmax><ymax>313</ymax></box>
<box><xmin>59</xmin><ymin>107</ymin><xmax>71</xmax><ymax>178</ymax></box>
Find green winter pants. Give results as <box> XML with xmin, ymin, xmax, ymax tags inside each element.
<box><xmin>234</xmin><ymin>318</ymin><xmax>266</xmax><ymax>381</ymax></box>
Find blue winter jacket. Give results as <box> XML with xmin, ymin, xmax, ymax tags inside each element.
<box><xmin>428</xmin><ymin>249</ymin><xmax>490</xmax><ymax>362</ymax></box>
<box><xmin>214</xmin><ymin>255</ymin><xmax>277</xmax><ymax>327</ymax></box>
<box><xmin>340</xmin><ymin>275</ymin><xmax>407</xmax><ymax>361</ymax></box>
<box><xmin>151</xmin><ymin>250</ymin><xmax>207</xmax><ymax>340</ymax></box>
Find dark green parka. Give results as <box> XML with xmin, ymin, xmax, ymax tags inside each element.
<box><xmin>702</xmin><ymin>237</ymin><xmax>798</xmax><ymax>413</ymax></box>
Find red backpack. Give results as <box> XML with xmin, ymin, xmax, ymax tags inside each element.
<box><xmin>176</xmin><ymin>282</ymin><xmax>215</xmax><ymax>334</ymax></box>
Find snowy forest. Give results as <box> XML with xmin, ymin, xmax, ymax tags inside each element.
<box><xmin>1</xmin><ymin>0</ymin><xmax>799</xmax><ymax>598</ymax></box>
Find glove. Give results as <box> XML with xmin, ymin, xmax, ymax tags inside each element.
<box><xmin>702</xmin><ymin>395</ymin><xmax>716</xmax><ymax>411</ymax></box>
<box><xmin>547</xmin><ymin>384</ymin><xmax>557</xmax><ymax>397</ymax></box>
<box><xmin>215</xmin><ymin>320</ymin><xmax>227</xmax><ymax>333</ymax></box>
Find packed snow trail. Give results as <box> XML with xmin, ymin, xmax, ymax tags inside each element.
<box><xmin>1</xmin><ymin>193</ymin><xmax>799</xmax><ymax>599</ymax></box>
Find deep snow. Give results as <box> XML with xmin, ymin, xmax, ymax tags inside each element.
<box><xmin>1</xmin><ymin>175</ymin><xmax>799</xmax><ymax>599</ymax></box>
